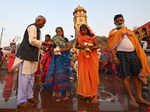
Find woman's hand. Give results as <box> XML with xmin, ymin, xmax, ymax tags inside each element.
<box><xmin>60</xmin><ymin>42</ymin><xmax>71</xmax><ymax>52</ymax></box>
<box><xmin>40</xmin><ymin>65</ymin><xmax>43</xmax><ymax>73</ymax></box>
<box><xmin>91</xmin><ymin>39</ymin><xmax>100</xmax><ymax>50</ymax></box>
<box><xmin>71</xmin><ymin>47</ymin><xmax>77</xmax><ymax>53</ymax></box>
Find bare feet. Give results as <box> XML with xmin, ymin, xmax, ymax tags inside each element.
<box><xmin>85</xmin><ymin>98</ymin><xmax>90</xmax><ymax>104</ymax></box>
<box><xmin>28</xmin><ymin>98</ymin><xmax>39</xmax><ymax>107</ymax></box>
<box><xmin>17</xmin><ymin>102</ymin><xmax>31</xmax><ymax>109</ymax></box>
<box><xmin>137</xmin><ymin>97</ymin><xmax>150</xmax><ymax>105</ymax></box>
<box><xmin>130</xmin><ymin>100</ymin><xmax>139</xmax><ymax>108</ymax></box>
<box><xmin>91</xmin><ymin>96</ymin><xmax>98</xmax><ymax>104</ymax></box>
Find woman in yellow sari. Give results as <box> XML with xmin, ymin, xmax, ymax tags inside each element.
<box><xmin>74</xmin><ymin>24</ymin><xmax>100</xmax><ymax>103</ymax></box>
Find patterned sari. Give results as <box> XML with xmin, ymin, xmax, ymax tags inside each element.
<box><xmin>44</xmin><ymin>36</ymin><xmax>73</xmax><ymax>94</ymax></box>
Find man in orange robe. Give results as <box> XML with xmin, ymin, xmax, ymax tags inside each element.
<box><xmin>108</xmin><ymin>14</ymin><xmax>150</xmax><ymax>107</ymax></box>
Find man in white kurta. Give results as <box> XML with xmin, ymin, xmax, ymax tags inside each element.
<box><xmin>13</xmin><ymin>16</ymin><xmax>46</xmax><ymax>108</ymax></box>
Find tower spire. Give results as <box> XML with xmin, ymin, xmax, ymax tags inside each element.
<box><xmin>73</xmin><ymin>5</ymin><xmax>88</xmax><ymax>36</ymax></box>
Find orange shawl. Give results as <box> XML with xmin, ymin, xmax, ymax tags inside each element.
<box><xmin>108</xmin><ymin>27</ymin><xmax>150</xmax><ymax>84</ymax></box>
<box><xmin>77</xmin><ymin>33</ymin><xmax>100</xmax><ymax>97</ymax></box>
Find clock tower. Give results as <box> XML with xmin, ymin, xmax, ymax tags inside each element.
<box><xmin>73</xmin><ymin>5</ymin><xmax>87</xmax><ymax>35</ymax></box>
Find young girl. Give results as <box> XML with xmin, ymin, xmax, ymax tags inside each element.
<box><xmin>40</xmin><ymin>34</ymin><xmax>53</xmax><ymax>83</ymax></box>
<box><xmin>40</xmin><ymin>45</ymin><xmax>53</xmax><ymax>83</ymax></box>
<box><xmin>35</xmin><ymin>35</ymin><xmax>52</xmax><ymax>84</ymax></box>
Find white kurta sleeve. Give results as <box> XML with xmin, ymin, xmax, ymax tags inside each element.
<box><xmin>28</xmin><ymin>25</ymin><xmax>42</xmax><ymax>48</ymax></box>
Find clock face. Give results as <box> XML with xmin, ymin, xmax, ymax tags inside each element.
<box><xmin>80</xmin><ymin>18</ymin><xmax>83</xmax><ymax>22</ymax></box>
<box><xmin>77</xmin><ymin>18</ymin><xmax>83</xmax><ymax>23</ymax></box>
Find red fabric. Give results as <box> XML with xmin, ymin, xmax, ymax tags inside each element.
<box><xmin>148</xmin><ymin>106</ymin><xmax>150</xmax><ymax>112</ymax></box>
<box><xmin>3</xmin><ymin>74</ymin><xmax>14</xmax><ymax>101</ymax></box>
<box><xmin>147</xmin><ymin>40</ymin><xmax>150</xmax><ymax>49</ymax></box>
<box><xmin>8</xmin><ymin>53</ymin><xmax>15</xmax><ymax>72</ymax></box>
<box><xmin>40</xmin><ymin>51</ymin><xmax>52</xmax><ymax>81</ymax></box>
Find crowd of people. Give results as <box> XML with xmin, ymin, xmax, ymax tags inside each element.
<box><xmin>0</xmin><ymin>14</ymin><xmax>150</xmax><ymax>110</ymax></box>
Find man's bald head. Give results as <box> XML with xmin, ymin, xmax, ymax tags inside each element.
<box><xmin>35</xmin><ymin>15</ymin><xmax>46</xmax><ymax>28</ymax></box>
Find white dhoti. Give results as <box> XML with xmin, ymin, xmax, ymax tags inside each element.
<box><xmin>17</xmin><ymin>62</ymin><xmax>35</xmax><ymax>105</ymax></box>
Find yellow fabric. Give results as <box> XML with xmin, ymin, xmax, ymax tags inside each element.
<box><xmin>108</xmin><ymin>27</ymin><xmax>150</xmax><ymax>84</ymax></box>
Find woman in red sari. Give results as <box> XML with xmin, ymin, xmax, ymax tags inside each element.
<box><xmin>8</xmin><ymin>48</ymin><xmax>15</xmax><ymax>72</ymax></box>
<box><xmin>3</xmin><ymin>48</ymin><xmax>15</xmax><ymax>102</ymax></box>
<box><xmin>40</xmin><ymin>34</ymin><xmax>53</xmax><ymax>83</ymax></box>
<box><xmin>74</xmin><ymin>24</ymin><xmax>100</xmax><ymax>103</ymax></box>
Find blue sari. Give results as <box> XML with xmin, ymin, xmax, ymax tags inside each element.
<box><xmin>44</xmin><ymin>36</ymin><xmax>73</xmax><ymax>94</ymax></box>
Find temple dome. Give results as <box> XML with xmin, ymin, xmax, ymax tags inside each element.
<box><xmin>73</xmin><ymin>5</ymin><xmax>86</xmax><ymax>15</ymax></box>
